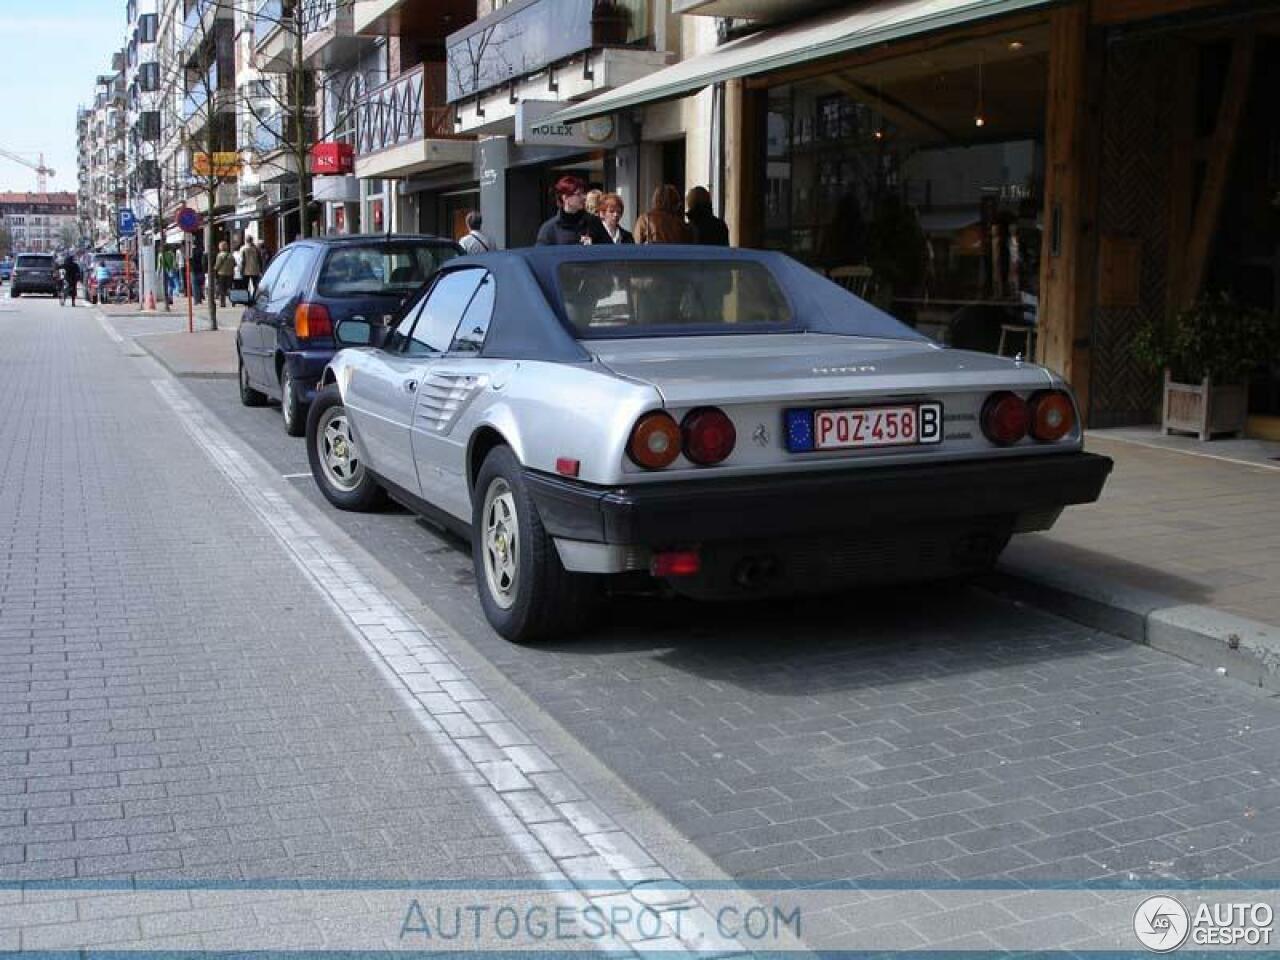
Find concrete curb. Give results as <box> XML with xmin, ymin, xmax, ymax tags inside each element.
<box><xmin>132</xmin><ymin>331</ymin><xmax>237</xmax><ymax>380</ymax></box>
<box><xmin>984</xmin><ymin>549</ymin><xmax>1280</xmax><ymax>693</ymax></box>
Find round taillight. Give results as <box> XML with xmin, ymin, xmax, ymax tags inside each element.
<box><xmin>628</xmin><ymin>412</ymin><xmax>682</xmax><ymax>469</ymax></box>
<box><xmin>1030</xmin><ymin>391</ymin><xmax>1075</xmax><ymax>443</ymax></box>
<box><xmin>981</xmin><ymin>392</ymin><xmax>1030</xmax><ymax>446</ymax></box>
<box><xmin>682</xmin><ymin>407</ymin><xmax>737</xmax><ymax>466</ymax></box>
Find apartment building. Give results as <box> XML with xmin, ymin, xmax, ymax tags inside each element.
<box><xmin>0</xmin><ymin>193</ymin><xmax>79</xmax><ymax>254</ymax></box>
<box><xmin>83</xmin><ymin>55</ymin><xmax>130</xmax><ymax>248</ymax></box>
<box><xmin>125</xmin><ymin>0</ymin><xmax>164</xmax><ymax>234</ymax></box>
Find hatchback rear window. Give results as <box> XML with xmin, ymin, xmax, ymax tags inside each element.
<box><xmin>317</xmin><ymin>243</ymin><xmax>458</xmax><ymax>297</ymax></box>
<box><xmin>16</xmin><ymin>256</ymin><xmax>53</xmax><ymax>267</ymax></box>
<box><xmin>557</xmin><ymin>260</ymin><xmax>794</xmax><ymax>338</ymax></box>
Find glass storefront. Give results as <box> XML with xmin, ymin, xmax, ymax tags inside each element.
<box><xmin>761</xmin><ymin>26</ymin><xmax>1049</xmax><ymax>351</ymax></box>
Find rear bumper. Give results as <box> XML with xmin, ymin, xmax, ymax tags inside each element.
<box><xmin>283</xmin><ymin>350</ymin><xmax>336</xmax><ymax>403</ymax></box>
<box><xmin>526</xmin><ymin>452</ymin><xmax>1113</xmax><ymax>547</ymax></box>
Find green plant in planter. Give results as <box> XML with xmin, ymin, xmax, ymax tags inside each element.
<box><xmin>1134</xmin><ymin>293</ymin><xmax>1279</xmax><ymax>385</ymax></box>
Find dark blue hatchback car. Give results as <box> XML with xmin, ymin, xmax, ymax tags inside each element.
<box><xmin>234</xmin><ymin>234</ymin><xmax>461</xmax><ymax>434</ymax></box>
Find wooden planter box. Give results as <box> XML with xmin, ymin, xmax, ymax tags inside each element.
<box><xmin>1161</xmin><ymin>369</ymin><xmax>1248</xmax><ymax>440</ymax></box>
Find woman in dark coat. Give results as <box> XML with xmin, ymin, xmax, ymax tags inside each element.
<box><xmin>685</xmin><ymin>185</ymin><xmax>729</xmax><ymax>246</ymax></box>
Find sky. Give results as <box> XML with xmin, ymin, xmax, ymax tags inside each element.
<box><xmin>0</xmin><ymin>1</ymin><xmax>128</xmax><ymax>195</ymax></box>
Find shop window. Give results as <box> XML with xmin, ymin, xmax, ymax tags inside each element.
<box><xmin>761</xmin><ymin>27</ymin><xmax>1049</xmax><ymax>346</ymax></box>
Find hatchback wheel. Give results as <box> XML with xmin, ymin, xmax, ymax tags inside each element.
<box><xmin>238</xmin><ymin>352</ymin><xmax>266</xmax><ymax>407</ymax></box>
<box><xmin>472</xmin><ymin>446</ymin><xmax>596</xmax><ymax>643</ymax></box>
<box><xmin>281</xmin><ymin>368</ymin><xmax>305</xmax><ymax>437</ymax></box>
<box><xmin>306</xmin><ymin>385</ymin><xmax>384</xmax><ymax>511</ymax></box>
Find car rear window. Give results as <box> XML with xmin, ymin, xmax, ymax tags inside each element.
<box><xmin>556</xmin><ymin>260</ymin><xmax>795</xmax><ymax>338</ymax></box>
<box><xmin>16</xmin><ymin>255</ymin><xmax>53</xmax><ymax>267</ymax></box>
<box><xmin>317</xmin><ymin>242</ymin><xmax>458</xmax><ymax>297</ymax></box>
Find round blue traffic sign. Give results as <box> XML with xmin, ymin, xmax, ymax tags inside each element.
<box><xmin>176</xmin><ymin>207</ymin><xmax>201</xmax><ymax>232</ymax></box>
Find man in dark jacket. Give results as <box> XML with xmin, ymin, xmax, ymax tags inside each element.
<box><xmin>685</xmin><ymin>186</ymin><xmax>730</xmax><ymax>246</ymax></box>
<box><xmin>536</xmin><ymin>175</ymin><xmax>597</xmax><ymax>246</ymax></box>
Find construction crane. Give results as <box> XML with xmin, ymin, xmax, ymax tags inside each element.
<box><xmin>0</xmin><ymin>148</ymin><xmax>56</xmax><ymax>193</ymax></box>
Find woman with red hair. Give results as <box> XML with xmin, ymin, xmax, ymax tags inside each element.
<box><xmin>536</xmin><ymin>175</ymin><xmax>597</xmax><ymax>246</ymax></box>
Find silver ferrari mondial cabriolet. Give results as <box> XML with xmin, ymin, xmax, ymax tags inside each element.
<box><xmin>306</xmin><ymin>246</ymin><xmax>1111</xmax><ymax>642</ymax></box>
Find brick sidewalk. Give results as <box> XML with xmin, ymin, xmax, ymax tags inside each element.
<box><xmin>1007</xmin><ymin>432</ymin><xmax>1280</xmax><ymax>627</ymax></box>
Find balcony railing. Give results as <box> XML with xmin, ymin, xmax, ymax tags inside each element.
<box><xmin>354</xmin><ymin>63</ymin><xmax>461</xmax><ymax>157</ymax></box>
<box><xmin>446</xmin><ymin>0</ymin><xmax>651</xmax><ymax>102</ymax></box>
<box><xmin>299</xmin><ymin>0</ymin><xmax>337</xmax><ymax>34</ymax></box>
<box><xmin>254</xmin><ymin>0</ymin><xmax>289</xmax><ymax>47</ymax></box>
<box><xmin>249</xmin><ymin>110</ymin><xmax>317</xmax><ymax>155</ymax></box>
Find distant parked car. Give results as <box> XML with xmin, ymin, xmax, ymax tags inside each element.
<box><xmin>0</xmin><ymin>259</ymin><xmax>12</xmax><ymax>284</ymax></box>
<box><xmin>86</xmin><ymin>253</ymin><xmax>127</xmax><ymax>304</ymax></box>
<box><xmin>9</xmin><ymin>254</ymin><xmax>59</xmax><ymax>297</ymax></box>
<box><xmin>234</xmin><ymin>234</ymin><xmax>462</xmax><ymax>436</ymax></box>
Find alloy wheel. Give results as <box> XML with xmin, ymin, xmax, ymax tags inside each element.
<box><xmin>482</xmin><ymin>479</ymin><xmax>519</xmax><ymax>610</ymax></box>
<box><xmin>316</xmin><ymin>407</ymin><xmax>363</xmax><ymax>492</ymax></box>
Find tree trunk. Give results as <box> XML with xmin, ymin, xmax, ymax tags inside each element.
<box><xmin>294</xmin><ymin>26</ymin><xmax>312</xmax><ymax>240</ymax></box>
<box><xmin>206</xmin><ymin>185</ymin><xmax>218</xmax><ymax>331</ymax></box>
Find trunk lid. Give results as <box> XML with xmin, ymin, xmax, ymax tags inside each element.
<box><xmin>589</xmin><ymin>333</ymin><xmax>1051</xmax><ymax>405</ymax></box>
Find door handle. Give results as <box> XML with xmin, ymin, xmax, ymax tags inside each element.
<box><xmin>403</xmin><ymin>379</ymin><xmax>418</xmax><ymax>394</ymax></box>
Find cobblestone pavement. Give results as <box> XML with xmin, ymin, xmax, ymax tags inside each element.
<box><xmin>183</xmin><ymin>373</ymin><xmax>1280</xmax><ymax>904</ymax></box>
<box><xmin>0</xmin><ymin>297</ymin><xmax>549</xmax><ymax>886</ymax></box>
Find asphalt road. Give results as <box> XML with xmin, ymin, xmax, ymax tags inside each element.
<box><xmin>176</xmin><ymin>374</ymin><xmax>1280</xmax><ymax>891</ymax></box>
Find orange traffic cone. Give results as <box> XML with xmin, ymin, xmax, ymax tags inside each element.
<box><xmin>144</xmin><ymin>289</ymin><xmax>156</xmax><ymax>312</ymax></box>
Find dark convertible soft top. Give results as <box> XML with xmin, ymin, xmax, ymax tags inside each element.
<box><xmin>443</xmin><ymin>246</ymin><xmax>928</xmax><ymax>363</ymax></box>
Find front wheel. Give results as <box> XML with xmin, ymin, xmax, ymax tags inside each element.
<box><xmin>472</xmin><ymin>446</ymin><xmax>596</xmax><ymax>643</ymax></box>
<box><xmin>281</xmin><ymin>368</ymin><xmax>305</xmax><ymax>437</ymax></box>
<box><xmin>306</xmin><ymin>385</ymin><xmax>384</xmax><ymax>511</ymax></box>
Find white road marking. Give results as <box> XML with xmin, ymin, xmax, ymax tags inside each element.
<box><xmin>1093</xmin><ymin>431</ymin><xmax>1280</xmax><ymax>472</ymax></box>
<box><xmin>281</xmin><ymin>472</ymin><xmax>312</xmax><ymax>479</ymax></box>
<box><xmin>94</xmin><ymin>310</ymin><xmax>125</xmax><ymax>344</ymax></box>
<box><xmin>151</xmin><ymin>376</ymin><xmax>745</xmax><ymax>956</ymax></box>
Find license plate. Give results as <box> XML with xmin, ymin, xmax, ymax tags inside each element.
<box><xmin>786</xmin><ymin>403</ymin><xmax>943</xmax><ymax>452</ymax></box>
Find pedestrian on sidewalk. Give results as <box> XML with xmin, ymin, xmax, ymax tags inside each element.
<box><xmin>190</xmin><ymin>239</ymin><xmax>206</xmax><ymax>304</ymax></box>
<box><xmin>458</xmin><ymin>211</ymin><xmax>495</xmax><ymax>255</ymax></box>
<box><xmin>213</xmin><ymin>241</ymin><xmax>236</xmax><ymax>307</ymax></box>
<box><xmin>536</xmin><ymin>175</ymin><xmax>597</xmax><ymax>246</ymax></box>
<box><xmin>158</xmin><ymin>246</ymin><xmax>176</xmax><ymax>307</ymax></box>
<box><xmin>240</xmin><ymin>236</ymin><xmax>263</xmax><ymax>297</ymax></box>
<box><xmin>591</xmin><ymin>193</ymin><xmax>633</xmax><ymax>245</ymax></box>
<box><xmin>634</xmin><ymin>185</ymin><xmax>693</xmax><ymax>245</ymax></box>
<box><xmin>685</xmin><ymin>186</ymin><xmax>730</xmax><ymax>247</ymax></box>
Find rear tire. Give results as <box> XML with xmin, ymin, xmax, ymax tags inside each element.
<box><xmin>472</xmin><ymin>446</ymin><xmax>596</xmax><ymax>643</ymax></box>
<box><xmin>306</xmin><ymin>385</ymin><xmax>384</xmax><ymax>511</ymax></box>
<box><xmin>238</xmin><ymin>353</ymin><xmax>267</xmax><ymax>407</ymax></box>
<box><xmin>281</xmin><ymin>368</ymin><xmax>305</xmax><ymax>437</ymax></box>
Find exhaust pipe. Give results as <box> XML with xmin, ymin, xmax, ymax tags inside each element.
<box><xmin>733</xmin><ymin>556</ymin><xmax>779</xmax><ymax>591</ymax></box>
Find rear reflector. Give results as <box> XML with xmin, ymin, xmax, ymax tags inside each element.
<box><xmin>555</xmin><ymin>457</ymin><xmax>580</xmax><ymax>477</ymax></box>
<box><xmin>651</xmin><ymin>551</ymin><xmax>701</xmax><ymax>577</ymax></box>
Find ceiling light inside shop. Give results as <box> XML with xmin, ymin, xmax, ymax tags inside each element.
<box><xmin>1008</xmin><ymin>40</ymin><xmax>1024</xmax><ymax>51</ymax></box>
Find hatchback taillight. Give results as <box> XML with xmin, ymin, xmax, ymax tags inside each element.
<box><xmin>1029</xmin><ymin>390</ymin><xmax>1075</xmax><ymax>443</ymax></box>
<box><xmin>295</xmin><ymin>302</ymin><xmax>333</xmax><ymax>339</ymax></box>
<box><xmin>981</xmin><ymin>392</ymin><xmax>1030</xmax><ymax>446</ymax></box>
<box><xmin>681</xmin><ymin>407</ymin><xmax>736</xmax><ymax>466</ymax></box>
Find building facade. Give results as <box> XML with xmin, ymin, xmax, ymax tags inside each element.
<box><xmin>0</xmin><ymin>193</ymin><xmax>79</xmax><ymax>254</ymax></box>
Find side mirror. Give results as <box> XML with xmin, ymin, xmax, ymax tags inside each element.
<box><xmin>335</xmin><ymin>318</ymin><xmax>373</xmax><ymax>346</ymax></box>
<box><xmin>229</xmin><ymin>288</ymin><xmax>252</xmax><ymax>306</ymax></box>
